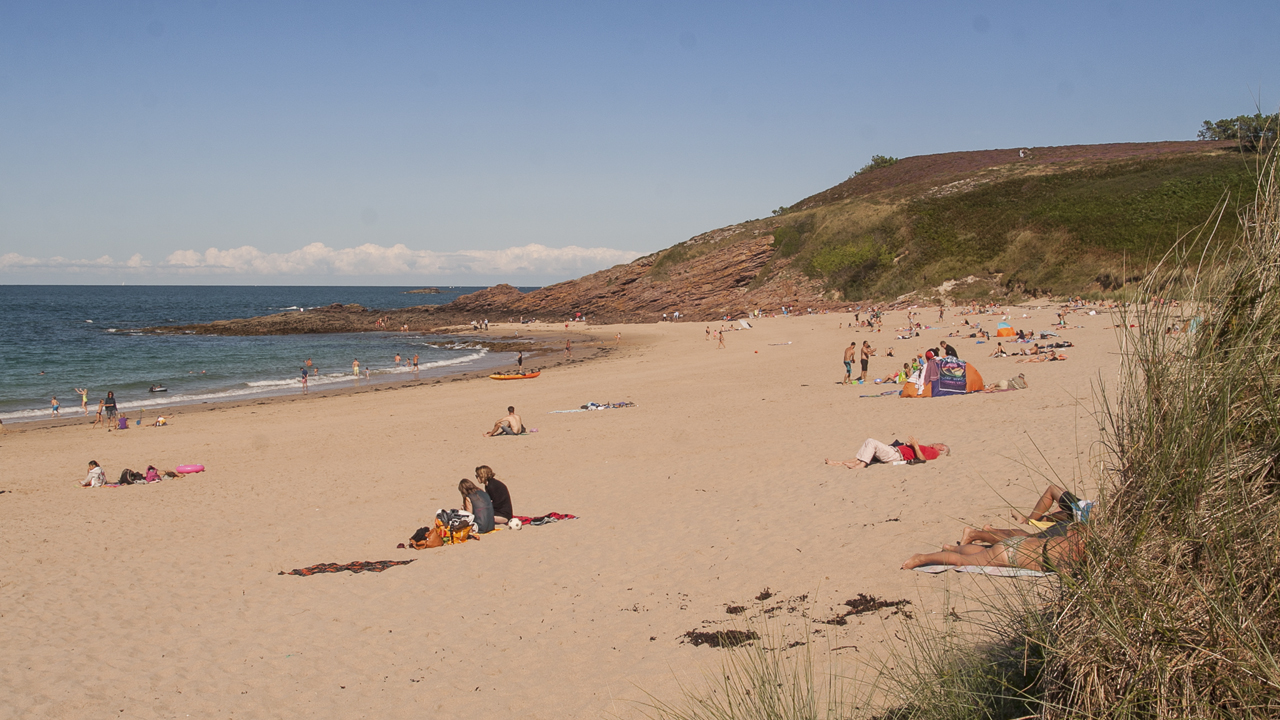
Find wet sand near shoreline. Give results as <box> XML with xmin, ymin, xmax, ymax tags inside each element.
<box><xmin>0</xmin><ymin>307</ymin><xmax>1121</xmax><ymax>719</ymax></box>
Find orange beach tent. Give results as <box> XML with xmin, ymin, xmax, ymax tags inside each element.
<box><xmin>900</xmin><ymin>357</ymin><xmax>985</xmax><ymax>397</ymax></box>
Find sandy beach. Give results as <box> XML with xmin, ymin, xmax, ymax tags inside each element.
<box><xmin>1</xmin><ymin>305</ymin><xmax>1121</xmax><ymax>719</ymax></box>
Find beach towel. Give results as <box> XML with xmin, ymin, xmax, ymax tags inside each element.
<box><xmin>279</xmin><ymin>560</ymin><xmax>416</xmax><ymax>576</ymax></box>
<box><xmin>511</xmin><ymin>512</ymin><xmax>578</xmax><ymax>526</ymax></box>
<box><xmin>911</xmin><ymin>565</ymin><xmax>1051</xmax><ymax>577</ymax></box>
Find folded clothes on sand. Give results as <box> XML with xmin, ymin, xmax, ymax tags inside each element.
<box><xmin>279</xmin><ymin>559</ymin><xmax>416</xmax><ymax>576</ymax></box>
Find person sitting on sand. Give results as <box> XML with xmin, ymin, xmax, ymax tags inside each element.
<box><xmin>484</xmin><ymin>406</ymin><xmax>524</xmax><ymax>436</ymax></box>
<box><xmin>474</xmin><ymin>465</ymin><xmax>513</xmax><ymax>524</ymax></box>
<box><xmin>459</xmin><ymin>479</ymin><xmax>496</xmax><ymax>533</ymax></box>
<box><xmin>902</xmin><ymin>523</ymin><xmax>1087</xmax><ymax>573</ymax></box>
<box><xmin>81</xmin><ymin>460</ymin><xmax>105</xmax><ymax>488</ymax></box>
<box><xmin>989</xmin><ymin>342</ymin><xmax>1008</xmax><ymax>358</ymax></box>
<box><xmin>826</xmin><ymin>436</ymin><xmax>950</xmax><ymax>469</ymax></box>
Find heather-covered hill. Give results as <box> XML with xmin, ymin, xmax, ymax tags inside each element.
<box><xmin>453</xmin><ymin>139</ymin><xmax>1256</xmax><ymax>319</ymax></box>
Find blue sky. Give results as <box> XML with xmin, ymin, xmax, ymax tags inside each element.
<box><xmin>1</xmin><ymin>1</ymin><xmax>1276</xmax><ymax>284</ymax></box>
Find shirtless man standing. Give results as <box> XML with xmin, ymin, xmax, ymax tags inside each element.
<box><xmin>860</xmin><ymin>341</ymin><xmax>876</xmax><ymax>383</ymax></box>
<box><xmin>484</xmin><ymin>406</ymin><xmax>524</xmax><ymax>437</ymax></box>
<box><xmin>843</xmin><ymin>342</ymin><xmax>857</xmax><ymax>384</ymax></box>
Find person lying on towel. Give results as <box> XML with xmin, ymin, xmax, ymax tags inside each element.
<box><xmin>901</xmin><ymin>523</ymin><xmax>1087</xmax><ymax>573</ymax></box>
<box><xmin>825</xmin><ymin>436</ymin><xmax>950</xmax><ymax>469</ymax></box>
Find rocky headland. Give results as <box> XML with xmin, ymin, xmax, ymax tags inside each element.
<box><xmin>148</xmin><ymin>139</ymin><xmax>1250</xmax><ymax>336</ymax></box>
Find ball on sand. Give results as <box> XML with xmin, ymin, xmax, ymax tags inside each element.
<box><xmin>508</xmin><ymin>518</ymin><xmax>522</xmax><ymax>530</ymax></box>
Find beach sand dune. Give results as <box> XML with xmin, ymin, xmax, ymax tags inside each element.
<box><xmin>0</xmin><ymin>308</ymin><xmax>1120</xmax><ymax>718</ymax></box>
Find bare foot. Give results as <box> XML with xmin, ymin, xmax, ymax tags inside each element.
<box><xmin>960</xmin><ymin>527</ymin><xmax>978</xmax><ymax>545</ymax></box>
<box><xmin>901</xmin><ymin>554</ymin><xmax>929</xmax><ymax>570</ymax></box>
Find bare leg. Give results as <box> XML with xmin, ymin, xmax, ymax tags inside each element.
<box><xmin>1013</xmin><ymin>485</ymin><xmax>1063</xmax><ymax>524</ymax></box>
<box><xmin>902</xmin><ymin>543</ymin><xmax>1008</xmax><ymax>570</ymax></box>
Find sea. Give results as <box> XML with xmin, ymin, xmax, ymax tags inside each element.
<box><xmin>0</xmin><ymin>285</ymin><xmax>534</xmax><ymax>424</ymax></box>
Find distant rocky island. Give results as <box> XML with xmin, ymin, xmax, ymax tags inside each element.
<box><xmin>405</xmin><ymin>287</ymin><xmax>442</xmax><ymax>294</ymax></box>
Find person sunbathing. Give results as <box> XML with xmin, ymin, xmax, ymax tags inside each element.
<box><xmin>902</xmin><ymin>523</ymin><xmax>1087</xmax><ymax>572</ymax></box>
<box><xmin>1016</xmin><ymin>353</ymin><xmax>1067</xmax><ymax>363</ymax></box>
<box><xmin>826</xmin><ymin>436</ymin><xmax>950</xmax><ymax>469</ymax></box>
<box><xmin>989</xmin><ymin>342</ymin><xmax>1008</xmax><ymax>357</ymax></box>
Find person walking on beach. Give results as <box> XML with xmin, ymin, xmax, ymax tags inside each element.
<box><xmin>51</xmin><ymin>396</ymin><xmax>60</xmax><ymax>418</ymax></box>
<box><xmin>860</xmin><ymin>341</ymin><xmax>876</xmax><ymax>383</ymax></box>
<box><xmin>717</xmin><ymin>330</ymin><xmax>726</xmax><ymax>349</ymax></box>
<box><xmin>104</xmin><ymin>391</ymin><xmax>117</xmax><ymax>421</ymax></box>
<box><xmin>843</xmin><ymin>342</ymin><xmax>857</xmax><ymax>384</ymax></box>
<box><xmin>76</xmin><ymin>388</ymin><xmax>88</xmax><ymax>415</ymax></box>
<box><xmin>92</xmin><ymin>398</ymin><xmax>105</xmax><ymax>428</ymax></box>
<box><xmin>300</xmin><ymin>367</ymin><xmax>309</xmax><ymax>394</ymax></box>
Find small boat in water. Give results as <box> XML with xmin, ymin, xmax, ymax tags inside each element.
<box><xmin>489</xmin><ymin>371</ymin><xmax>540</xmax><ymax>380</ymax></box>
<box><xmin>149</xmin><ymin>385</ymin><xmax>168</xmax><ymax>393</ymax></box>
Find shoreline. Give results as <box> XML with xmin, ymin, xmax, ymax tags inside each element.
<box><xmin>1</xmin><ymin>325</ymin><xmax>609</xmax><ymax>432</ymax></box>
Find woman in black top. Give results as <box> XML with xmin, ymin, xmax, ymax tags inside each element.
<box><xmin>104</xmin><ymin>391</ymin><xmax>118</xmax><ymax>419</ymax></box>
<box><xmin>475</xmin><ymin>465</ymin><xmax>513</xmax><ymax>523</ymax></box>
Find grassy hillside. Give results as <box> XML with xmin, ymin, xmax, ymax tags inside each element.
<box><xmin>652</xmin><ymin>140</ymin><xmax>1261</xmax><ymax>302</ymax></box>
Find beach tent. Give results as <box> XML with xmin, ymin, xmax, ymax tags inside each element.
<box><xmin>995</xmin><ymin>322</ymin><xmax>1016</xmax><ymax>337</ymax></box>
<box><xmin>900</xmin><ymin>357</ymin><xmax>985</xmax><ymax>398</ymax></box>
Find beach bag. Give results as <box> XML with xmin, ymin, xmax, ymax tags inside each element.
<box><xmin>118</xmin><ymin>469</ymin><xmax>145</xmax><ymax>485</ymax></box>
<box><xmin>410</xmin><ymin>525</ymin><xmax>444</xmax><ymax>549</ymax></box>
<box><xmin>144</xmin><ymin>466</ymin><xmax>160</xmax><ymax>483</ymax></box>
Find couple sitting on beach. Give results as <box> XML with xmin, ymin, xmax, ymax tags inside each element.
<box><xmin>902</xmin><ymin>484</ymin><xmax>1091</xmax><ymax>573</ymax></box>
<box><xmin>410</xmin><ymin>466</ymin><xmax>514</xmax><ymax>548</ymax></box>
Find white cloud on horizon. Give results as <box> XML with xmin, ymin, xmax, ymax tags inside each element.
<box><xmin>0</xmin><ymin>242</ymin><xmax>641</xmax><ymax>282</ymax></box>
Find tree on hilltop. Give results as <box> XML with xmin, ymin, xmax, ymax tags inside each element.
<box><xmin>1198</xmin><ymin>112</ymin><xmax>1277</xmax><ymax>151</ymax></box>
